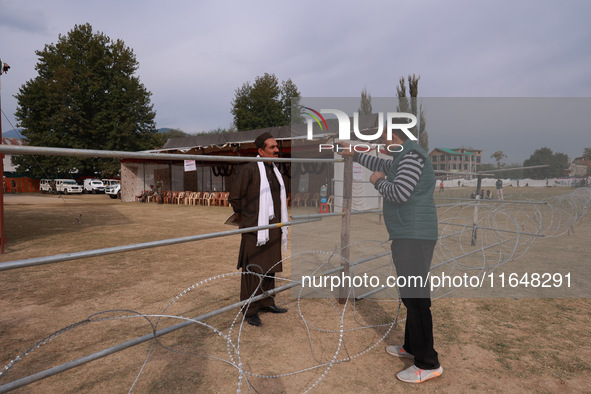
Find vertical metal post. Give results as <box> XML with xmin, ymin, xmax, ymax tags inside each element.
<box><xmin>338</xmin><ymin>156</ymin><xmax>353</xmax><ymax>303</ymax></box>
<box><xmin>0</xmin><ymin>61</ymin><xmax>7</xmax><ymax>254</ymax></box>
<box><xmin>471</xmin><ymin>175</ymin><xmax>483</xmax><ymax>246</ymax></box>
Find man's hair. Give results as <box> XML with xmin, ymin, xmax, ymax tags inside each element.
<box><xmin>255</xmin><ymin>132</ymin><xmax>274</xmax><ymax>150</ymax></box>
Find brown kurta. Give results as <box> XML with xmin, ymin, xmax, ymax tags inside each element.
<box><xmin>229</xmin><ymin>161</ymin><xmax>283</xmax><ymax>274</ymax></box>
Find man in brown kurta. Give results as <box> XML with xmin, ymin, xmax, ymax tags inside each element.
<box><xmin>229</xmin><ymin>133</ymin><xmax>288</xmax><ymax>327</ymax></box>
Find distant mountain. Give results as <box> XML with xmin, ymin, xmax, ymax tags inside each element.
<box><xmin>157</xmin><ymin>128</ymin><xmax>172</xmax><ymax>133</ymax></box>
<box><xmin>2</xmin><ymin>129</ymin><xmax>24</xmax><ymax>139</ymax></box>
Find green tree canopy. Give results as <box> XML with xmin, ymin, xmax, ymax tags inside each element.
<box><xmin>583</xmin><ymin>147</ymin><xmax>591</xmax><ymax>160</ymax></box>
<box><xmin>231</xmin><ymin>73</ymin><xmax>302</xmax><ymax>131</ymax></box>
<box><xmin>396</xmin><ymin>74</ymin><xmax>428</xmax><ymax>152</ymax></box>
<box><xmin>14</xmin><ymin>23</ymin><xmax>158</xmax><ymax>177</ymax></box>
<box><xmin>490</xmin><ymin>150</ymin><xmax>508</xmax><ymax>168</ymax></box>
<box><xmin>523</xmin><ymin>147</ymin><xmax>569</xmax><ymax>179</ymax></box>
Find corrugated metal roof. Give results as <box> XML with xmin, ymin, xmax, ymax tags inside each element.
<box><xmin>157</xmin><ymin>113</ymin><xmax>382</xmax><ymax>153</ymax></box>
<box><xmin>432</xmin><ymin>147</ymin><xmax>460</xmax><ymax>155</ymax></box>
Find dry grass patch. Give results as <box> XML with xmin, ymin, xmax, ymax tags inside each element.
<box><xmin>1</xmin><ymin>190</ymin><xmax>590</xmax><ymax>392</ymax></box>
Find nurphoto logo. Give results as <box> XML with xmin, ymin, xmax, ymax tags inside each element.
<box><xmin>303</xmin><ymin>107</ymin><xmax>418</xmax><ymax>153</ymax></box>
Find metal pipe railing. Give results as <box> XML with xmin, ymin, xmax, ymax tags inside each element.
<box><xmin>0</xmin><ymin>219</ymin><xmax>320</xmax><ymax>272</ymax></box>
<box><xmin>434</xmin><ymin>197</ymin><xmax>547</xmax><ymax>205</ymax></box>
<box><xmin>438</xmin><ymin>222</ymin><xmax>545</xmax><ymax>237</ymax></box>
<box><xmin>0</xmin><ymin>145</ymin><xmax>342</xmax><ymax>164</ymax></box>
<box><xmin>291</xmin><ymin>209</ymin><xmax>382</xmax><ymax>220</ymax></box>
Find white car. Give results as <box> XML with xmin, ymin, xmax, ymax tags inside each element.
<box><xmin>83</xmin><ymin>179</ymin><xmax>105</xmax><ymax>194</ymax></box>
<box><xmin>55</xmin><ymin>179</ymin><xmax>83</xmax><ymax>194</ymax></box>
<box><xmin>105</xmin><ymin>183</ymin><xmax>121</xmax><ymax>199</ymax></box>
<box><xmin>102</xmin><ymin>179</ymin><xmax>120</xmax><ymax>187</ymax></box>
<box><xmin>40</xmin><ymin>179</ymin><xmax>54</xmax><ymax>193</ymax></box>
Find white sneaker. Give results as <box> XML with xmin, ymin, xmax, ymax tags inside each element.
<box><xmin>396</xmin><ymin>365</ymin><xmax>443</xmax><ymax>383</ymax></box>
<box><xmin>385</xmin><ymin>345</ymin><xmax>414</xmax><ymax>359</ymax></box>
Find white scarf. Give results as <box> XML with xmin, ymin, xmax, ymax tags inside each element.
<box><xmin>257</xmin><ymin>157</ymin><xmax>288</xmax><ymax>250</ymax></box>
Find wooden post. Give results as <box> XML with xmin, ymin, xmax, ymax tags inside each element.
<box><xmin>339</xmin><ymin>156</ymin><xmax>353</xmax><ymax>303</ymax></box>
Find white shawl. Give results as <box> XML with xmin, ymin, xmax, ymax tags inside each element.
<box><xmin>256</xmin><ymin>158</ymin><xmax>288</xmax><ymax>250</ymax></box>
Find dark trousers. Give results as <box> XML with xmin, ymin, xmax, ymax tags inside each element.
<box><xmin>240</xmin><ymin>272</ymin><xmax>275</xmax><ymax>317</ymax></box>
<box><xmin>391</xmin><ymin>239</ymin><xmax>440</xmax><ymax>370</ymax></box>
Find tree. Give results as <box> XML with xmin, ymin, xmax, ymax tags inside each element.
<box><xmin>523</xmin><ymin>147</ymin><xmax>569</xmax><ymax>179</ymax></box>
<box><xmin>14</xmin><ymin>23</ymin><xmax>158</xmax><ymax>177</ymax></box>
<box><xmin>490</xmin><ymin>151</ymin><xmax>508</xmax><ymax>168</ymax></box>
<box><xmin>396</xmin><ymin>74</ymin><xmax>428</xmax><ymax>152</ymax></box>
<box><xmin>195</xmin><ymin>126</ymin><xmax>238</xmax><ymax>136</ymax></box>
<box><xmin>358</xmin><ymin>88</ymin><xmax>372</xmax><ymax>115</ymax></box>
<box><xmin>280</xmin><ymin>78</ymin><xmax>303</xmax><ymax>125</ymax></box>
<box><xmin>584</xmin><ymin>147</ymin><xmax>591</xmax><ymax>160</ymax></box>
<box><xmin>231</xmin><ymin>73</ymin><xmax>302</xmax><ymax>131</ymax></box>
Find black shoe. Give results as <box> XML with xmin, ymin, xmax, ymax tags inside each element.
<box><xmin>259</xmin><ymin>305</ymin><xmax>288</xmax><ymax>314</ymax></box>
<box><xmin>247</xmin><ymin>314</ymin><xmax>262</xmax><ymax>327</ymax></box>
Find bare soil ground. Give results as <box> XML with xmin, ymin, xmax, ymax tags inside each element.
<box><xmin>1</xmin><ymin>188</ymin><xmax>590</xmax><ymax>393</ymax></box>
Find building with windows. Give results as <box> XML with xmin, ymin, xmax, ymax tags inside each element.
<box><xmin>570</xmin><ymin>156</ymin><xmax>591</xmax><ymax>177</ymax></box>
<box><xmin>429</xmin><ymin>147</ymin><xmax>482</xmax><ymax>177</ymax></box>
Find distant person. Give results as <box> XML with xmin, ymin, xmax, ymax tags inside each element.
<box><xmin>458</xmin><ymin>180</ymin><xmax>461</xmax><ymax>187</ymax></box>
<box><xmin>439</xmin><ymin>180</ymin><xmax>444</xmax><ymax>192</ymax></box>
<box><xmin>485</xmin><ymin>190</ymin><xmax>492</xmax><ymax>200</ymax></box>
<box><xmin>137</xmin><ymin>185</ymin><xmax>154</xmax><ymax>203</ymax></box>
<box><xmin>156</xmin><ymin>177</ymin><xmax>164</xmax><ymax>204</ymax></box>
<box><xmin>11</xmin><ymin>179</ymin><xmax>16</xmax><ymax>194</ymax></box>
<box><xmin>496</xmin><ymin>178</ymin><xmax>504</xmax><ymax>200</ymax></box>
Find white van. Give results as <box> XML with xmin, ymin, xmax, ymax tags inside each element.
<box><xmin>83</xmin><ymin>179</ymin><xmax>105</xmax><ymax>194</ymax></box>
<box><xmin>55</xmin><ymin>179</ymin><xmax>83</xmax><ymax>194</ymax></box>
<box><xmin>40</xmin><ymin>179</ymin><xmax>54</xmax><ymax>193</ymax></box>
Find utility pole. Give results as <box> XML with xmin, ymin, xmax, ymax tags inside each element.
<box><xmin>0</xmin><ymin>58</ymin><xmax>10</xmax><ymax>254</ymax></box>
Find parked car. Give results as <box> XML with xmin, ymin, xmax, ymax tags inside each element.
<box><xmin>40</xmin><ymin>179</ymin><xmax>54</xmax><ymax>194</ymax></box>
<box><xmin>55</xmin><ymin>179</ymin><xmax>83</xmax><ymax>194</ymax></box>
<box><xmin>102</xmin><ymin>179</ymin><xmax>120</xmax><ymax>187</ymax></box>
<box><xmin>105</xmin><ymin>183</ymin><xmax>121</xmax><ymax>199</ymax></box>
<box><xmin>83</xmin><ymin>179</ymin><xmax>105</xmax><ymax>194</ymax></box>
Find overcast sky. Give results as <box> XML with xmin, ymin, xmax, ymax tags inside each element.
<box><xmin>1</xmin><ymin>0</ymin><xmax>590</xmax><ymax>164</ymax></box>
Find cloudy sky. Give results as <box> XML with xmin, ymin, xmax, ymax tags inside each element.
<box><xmin>1</xmin><ymin>0</ymin><xmax>590</xmax><ymax>164</ymax></box>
